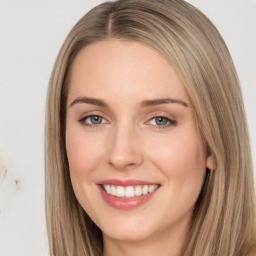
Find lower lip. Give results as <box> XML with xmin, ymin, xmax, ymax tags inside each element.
<box><xmin>98</xmin><ymin>186</ymin><xmax>159</xmax><ymax>210</ymax></box>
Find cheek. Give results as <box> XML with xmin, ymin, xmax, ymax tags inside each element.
<box><xmin>147</xmin><ymin>132</ymin><xmax>206</xmax><ymax>203</ymax></box>
<box><xmin>168</xmin><ymin>138</ymin><xmax>205</xmax><ymax>177</ymax></box>
<box><xmin>149</xmin><ymin>131</ymin><xmax>206</xmax><ymax>171</ymax></box>
<box><xmin>65</xmin><ymin>128</ymin><xmax>105</xmax><ymax>219</ymax></box>
<box><xmin>65</xmin><ymin>127</ymin><xmax>105</xmax><ymax>205</ymax></box>
<box><xmin>65</xmin><ymin>129</ymin><xmax>104</xmax><ymax>176</ymax></box>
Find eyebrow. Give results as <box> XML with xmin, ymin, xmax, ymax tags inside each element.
<box><xmin>69</xmin><ymin>97</ymin><xmax>189</xmax><ymax>108</ymax></box>
<box><xmin>69</xmin><ymin>97</ymin><xmax>107</xmax><ymax>108</ymax></box>
<box><xmin>141</xmin><ymin>98</ymin><xmax>189</xmax><ymax>108</ymax></box>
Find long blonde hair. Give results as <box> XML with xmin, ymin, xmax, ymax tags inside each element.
<box><xmin>45</xmin><ymin>0</ymin><xmax>256</xmax><ymax>255</ymax></box>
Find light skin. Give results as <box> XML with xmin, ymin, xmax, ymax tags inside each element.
<box><xmin>65</xmin><ymin>39</ymin><xmax>214</xmax><ymax>256</ymax></box>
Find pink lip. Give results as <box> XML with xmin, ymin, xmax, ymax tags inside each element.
<box><xmin>97</xmin><ymin>179</ymin><xmax>160</xmax><ymax>210</ymax></box>
<box><xmin>97</xmin><ymin>179</ymin><xmax>158</xmax><ymax>187</ymax></box>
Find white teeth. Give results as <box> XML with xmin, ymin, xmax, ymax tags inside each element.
<box><xmin>116</xmin><ymin>186</ymin><xmax>125</xmax><ymax>197</ymax></box>
<box><xmin>142</xmin><ymin>185</ymin><xmax>148</xmax><ymax>195</ymax></box>
<box><xmin>149</xmin><ymin>185</ymin><xmax>158</xmax><ymax>192</ymax></box>
<box><xmin>135</xmin><ymin>186</ymin><xmax>142</xmax><ymax>196</ymax></box>
<box><xmin>103</xmin><ymin>184</ymin><xmax>159</xmax><ymax>198</ymax></box>
<box><xmin>125</xmin><ymin>186</ymin><xmax>134</xmax><ymax>198</ymax></box>
<box><xmin>110</xmin><ymin>186</ymin><xmax>116</xmax><ymax>196</ymax></box>
<box><xmin>105</xmin><ymin>185</ymin><xmax>111</xmax><ymax>194</ymax></box>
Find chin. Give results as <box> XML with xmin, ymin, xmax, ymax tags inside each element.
<box><xmin>99</xmin><ymin>215</ymin><xmax>158</xmax><ymax>242</ymax></box>
<box><xmin>103</xmin><ymin>228</ymin><xmax>153</xmax><ymax>242</ymax></box>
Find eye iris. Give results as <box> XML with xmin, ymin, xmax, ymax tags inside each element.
<box><xmin>155</xmin><ymin>117</ymin><xmax>168</xmax><ymax>125</ymax></box>
<box><xmin>90</xmin><ymin>115</ymin><xmax>102</xmax><ymax>124</ymax></box>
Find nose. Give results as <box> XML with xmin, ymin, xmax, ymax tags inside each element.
<box><xmin>106</xmin><ymin>123</ymin><xmax>143</xmax><ymax>170</ymax></box>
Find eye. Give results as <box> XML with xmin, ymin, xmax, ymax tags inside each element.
<box><xmin>79</xmin><ymin>115</ymin><xmax>108</xmax><ymax>126</ymax></box>
<box><xmin>148</xmin><ymin>116</ymin><xmax>176</xmax><ymax>127</ymax></box>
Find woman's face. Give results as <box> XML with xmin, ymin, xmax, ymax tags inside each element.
<box><xmin>66</xmin><ymin>39</ymin><xmax>213</xmax><ymax>244</ymax></box>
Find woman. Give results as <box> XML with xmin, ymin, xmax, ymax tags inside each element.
<box><xmin>45</xmin><ymin>0</ymin><xmax>256</xmax><ymax>255</ymax></box>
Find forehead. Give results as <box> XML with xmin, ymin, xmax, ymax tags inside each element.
<box><xmin>68</xmin><ymin>39</ymin><xmax>189</xmax><ymax>105</ymax></box>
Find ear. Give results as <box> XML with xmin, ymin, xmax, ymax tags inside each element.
<box><xmin>206</xmin><ymin>154</ymin><xmax>216</xmax><ymax>171</ymax></box>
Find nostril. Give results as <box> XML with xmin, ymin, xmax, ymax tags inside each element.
<box><xmin>107</xmin><ymin>157</ymin><xmax>141</xmax><ymax>170</ymax></box>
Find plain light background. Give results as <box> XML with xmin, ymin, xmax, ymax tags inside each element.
<box><xmin>0</xmin><ymin>1</ymin><xmax>255</xmax><ymax>255</ymax></box>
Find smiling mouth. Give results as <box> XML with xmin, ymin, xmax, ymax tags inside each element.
<box><xmin>97</xmin><ymin>180</ymin><xmax>160</xmax><ymax>209</ymax></box>
<box><xmin>101</xmin><ymin>184</ymin><xmax>159</xmax><ymax>198</ymax></box>
<box><xmin>96</xmin><ymin>179</ymin><xmax>161</xmax><ymax>210</ymax></box>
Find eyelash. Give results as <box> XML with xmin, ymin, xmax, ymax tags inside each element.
<box><xmin>78</xmin><ymin>115</ymin><xmax>108</xmax><ymax>128</ymax></box>
<box><xmin>78</xmin><ymin>115</ymin><xmax>176</xmax><ymax>129</ymax></box>
<box><xmin>147</xmin><ymin>116</ymin><xmax>176</xmax><ymax>128</ymax></box>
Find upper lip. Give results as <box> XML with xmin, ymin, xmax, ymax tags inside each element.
<box><xmin>96</xmin><ymin>179</ymin><xmax>160</xmax><ymax>186</ymax></box>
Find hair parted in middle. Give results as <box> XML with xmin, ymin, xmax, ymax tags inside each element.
<box><xmin>45</xmin><ymin>0</ymin><xmax>256</xmax><ymax>255</ymax></box>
